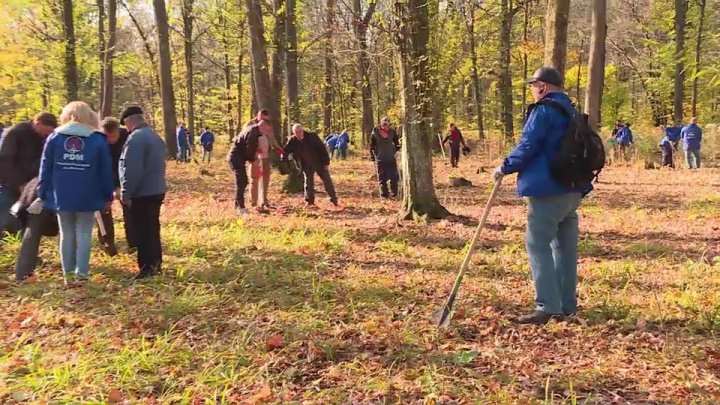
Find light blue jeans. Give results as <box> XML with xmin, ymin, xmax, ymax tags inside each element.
<box><xmin>684</xmin><ymin>149</ymin><xmax>701</xmax><ymax>169</ymax></box>
<box><xmin>526</xmin><ymin>193</ymin><xmax>582</xmax><ymax>315</ymax></box>
<box><xmin>57</xmin><ymin>211</ymin><xmax>96</xmax><ymax>279</ymax></box>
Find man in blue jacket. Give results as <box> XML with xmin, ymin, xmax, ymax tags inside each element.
<box><xmin>119</xmin><ymin>106</ymin><xmax>168</xmax><ymax>280</ymax></box>
<box><xmin>681</xmin><ymin>117</ymin><xmax>702</xmax><ymax>169</ymax></box>
<box><xmin>176</xmin><ymin>123</ymin><xmax>189</xmax><ymax>163</ymax></box>
<box><xmin>199</xmin><ymin>127</ymin><xmax>215</xmax><ymax>163</ymax></box>
<box><xmin>493</xmin><ymin>67</ymin><xmax>591</xmax><ymax>325</ymax></box>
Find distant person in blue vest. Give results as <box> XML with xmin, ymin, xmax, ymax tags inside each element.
<box><xmin>200</xmin><ymin>126</ymin><xmax>215</xmax><ymax>163</ymax></box>
<box><xmin>493</xmin><ymin>67</ymin><xmax>592</xmax><ymax>325</ymax></box>
<box><xmin>32</xmin><ymin>101</ymin><xmax>114</xmax><ymax>286</ymax></box>
<box><xmin>615</xmin><ymin>122</ymin><xmax>633</xmax><ymax>159</ymax></box>
<box><xmin>326</xmin><ymin>133</ymin><xmax>339</xmax><ymax>159</ymax></box>
<box><xmin>681</xmin><ymin>117</ymin><xmax>702</xmax><ymax>169</ymax></box>
<box><xmin>658</xmin><ymin>132</ymin><xmax>674</xmax><ymax>168</ymax></box>
<box><xmin>335</xmin><ymin>130</ymin><xmax>350</xmax><ymax>160</ymax></box>
<box><xmin>176</xmin><ymin>123</ymin><xmax>189</xmax><ymax>162</ymax></box>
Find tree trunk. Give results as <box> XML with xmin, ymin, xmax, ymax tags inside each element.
<box><xmin>583</xmin><ymin>0</ymin><xmax>606</xmax><ymax>130</ymax></box>
<box><xmin>394</xmin><ymin>0</ymin><xmax>449</xmax><ymax>221</ymax></box>
<box><xmin>62</xmin><ymin>0</ymin><xmax>78</xmax><ymax>102</ymax></box>
<box><xmin>219</xmin><ymin>12</ymin><xmax>233</xmax><ymax>138</ymax></box>
<box><xmin>182</xmin><ymin>0</ymin><xmax>195</xmax><ymax>139</ymax></box>
<box><xmin>123</xmin><ymin>1</ymin><xmax>160</xmax><ymax>91</ymax></box>
<box><xmin>236</xmin><ymin>18</ymin><xmax>245</xmax><ymax>136</ymax></box>
<box><xmin>353</xmin><ymin>0</ymin><xmax>376</xmax><ymax>146</ymax></box>
<box><xmin>153</xmin><ymin>0</ymin><xmax>178</xmax><ymax>157</ymax></box>
<box><xmin>323</xmin><ymin>0</ymin><xmax>335</xmax><ymax>135</ymax></box>
<box><xmin>98</xmin><ymin>0</ymin><xmax>105</xmax><ymax>109</ymax></box>
<box><xmin>285</xmin><ymin>0</ymin><xmax>300</xmax><ymax>131</ymax></box>
<box><xmin>691</xmin><ymin>0</ymin><xmax>705</xmax><ymax>118</ymax></box>
<box><xmin>101</xmin><ymin>0</ymin><xmax>116</xmax><ymax>117</ymax></box>
<box><xmin>250</xmin><ymin>54</ymin><xmax>258</xmax><ymax>117</ymax></box>
<box><xmin>543</xmin><ymin>0</ymin><xmax>570</xmax><ymax>78</ymax></box>
<box><xmin>673</xmin><ymin>0</ymin><xmax>688</xmax><ymax>125</ymax></box>
<box><xmin>521</xmin><ymin>1</ymin><xmax>530</xmax><ymax>121</ymax></box>
<box><xmin>499</xmin><ymin>0</ymin><xmax>514</xmax><ymax>142</ymax></box>
<box><xmin>271</xmin><ymin>0</ymin><xmax>285</xmax><ymax>128</ymax></box>
<box><xmin>246</xmin><ymin>0</ymin><xmax>282</xmax><ymax>143</ymax></box>
<box><xmin>464</xmin><ymin>4</ymin><xmax>484</xmax><ymax>139</ymax></box>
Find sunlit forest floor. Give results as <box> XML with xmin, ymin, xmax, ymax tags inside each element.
<box><xmin>1</xmin><ymin>150</ymin><xmax>719</xmax><ymax>404</ymax></box>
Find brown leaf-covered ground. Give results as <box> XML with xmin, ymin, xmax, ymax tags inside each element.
<box><xmin>1</xmin><ymin>150</ymin><xmax>719</xmax><ymax>404</ymax></box>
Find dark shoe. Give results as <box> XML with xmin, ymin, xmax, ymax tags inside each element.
<box><xmin>513</xmin><ymin>310</ymin><xmax>561</xmax><ymax>325</ymax></box>
<box><xmin>330</xmin><ymin>199</ymin><xmax>339</xmax><ymax>207</ymax></box>
<box><xmin>102</xmin><ymin>244</ymin><xmax>119</xmax><ymax>257</ymax></box>
<box><xmin>132</xmin><ymin>270</ymin><xmax>156</xmax><ymax>281</ymax></box>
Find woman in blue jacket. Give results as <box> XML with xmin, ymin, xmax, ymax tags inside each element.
<box><xmin>33</xmin><ymin>101</ymin><xmax>114</xmax><ymax>285</ymax></box>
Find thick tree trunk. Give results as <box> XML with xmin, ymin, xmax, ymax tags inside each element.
<box><xmin>691</xmin><ymin>0</ymin><xmax>705</xmax><ymax>118</ymax></box>
<box><xmin>246</xmin><ymin>0</ymin><xmax>282</xmax><ymax>143</ymax></box>
<box><xmin>499</xmin><ymin>0</ymin><xmax>514</xmax><ymax>142</ymax></box>
<box><xmin>584</xmin><ymin>0</ymin><xmax>606</xmax><ymax>130</ymax></box>
<box><xmin>464</xmin><ymin>5</ymin><xmax>484</xmax><ymax>139</ymax></box>
<box><xmin>543</xmin><ymin>0</ymin><xmax>570</xmax><ymax>78</ymax></box>
<box><xmin>285</xmin><ymin>0</ymin><xmax>299</xmax><ymax>129</ymax></box>
<box><xmin>182</xmin><ymin>0</ymin><xmax>195</xmax><ymax>139</ymax></box>
<box><xmin>394</xmin><ymin>0</ymin><xmax>449</xmax><ymax>221</ymax></box>
<box><xmin>101</xmin><ymin>0</ymin><xmax>116</xmax><ymax>117</ymax></box>
<box><xmin>271</xmin><ymin>0</ymin><xmax>286</xmax><ymax>129</ymax></box>
<box><xmin>353</xmin><ymin>0</ymin><xmax>376</xmax><ymax>146</ymax></box>
<box><xmin>323</xmin><ymin>0</ymin><xmax>335</xmax><ymax>135</ymax></box>
<box><xmin>62</xmin><ymin>0</ymin><xmax>78</xmax><ymax>102</ymax></box>
<box><xmin>250</xmin><ymin>54</ymin><xmax>258</xmax><ymax>117</ymax></box>
<box><xmin>153</xmin><ymin>0</ymin><xmax>178</xmax><ymax>157</ymax></box>
<box><xmin>673</xmin><ymin>0</ymin><xmax>688</xmax><ymax>124</ymax></box>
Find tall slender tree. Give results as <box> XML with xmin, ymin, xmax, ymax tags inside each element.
<box><xmin>285</xmin><ymin>0</ymin><xmax>299</xmax><ymax>130</ymax></box>
<box><xmin>62</xmin><ymin>0</ymin><xmax>78</xmax><ymax>102</ymax></box>
<box><xmin>181</xmin><ymin>0</ymin><xmax>196</xmax><ymax>139</ymax></box>
<box><xmin>460</xmin><ymin>1</ymin><xmax>484</xmax><ymax>139</ymax></box>
<box><xmin>543</xmin><ymin>0</ymin><xmax>570</xmax><ymax>77</ymax></box>
<box><xmin>691</xmin><ymin>0</ymin><xmax>706</xmax><ymax>118</ymax></box>
<box><xmin>673</xmin><ymin>0</ymin><xmax>688</xmax><ymax>124</ymax></box>
<box><xmin>584</xmin><ymin>0</ymin><xmax>606</xmax><ymax>129</ymax></box>
<box><xmin>353</xmin><ymin>0</ymin><xmax>376</xmax><ymax>145</ymax></box>
<box><xmin>323</xmin><ymin>0</ymin><xmax>335</xmax><ymax>135</ymax></box>
<box><xmin>153</xmin><ymin>0</ymin><xmax>178</xmax><ymax>156</ymax></box>
<box><xmin>101</xmin><ymin>0</ymin><xmax>117</xmax><ymax>117</ymax></box>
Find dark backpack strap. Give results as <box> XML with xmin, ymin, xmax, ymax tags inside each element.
<box><xmin>535</xmin><ymin>98</ymin><xmax>574</xmax><ymax>118</ymax></box>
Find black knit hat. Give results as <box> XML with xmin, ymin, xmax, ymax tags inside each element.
<box><xmin>119</xmin><ymin>106</ymin><xmax>143</xmax><ymax>126</ymax></box>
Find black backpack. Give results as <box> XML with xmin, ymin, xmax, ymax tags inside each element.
<box><xmin>528</xmin><ymin>99</ymin><xmax>605</xmax><ymax>188</ymax></box>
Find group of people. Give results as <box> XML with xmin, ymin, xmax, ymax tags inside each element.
<box><xmin>176</xmin><ymin>123</ymin><xmax>215</xmax><ymax>163</ymax></box>
<box><xmin>325</xmin><ymin>131</ymin><xmax>350</xmax><ymax>160</ymax></box>
<box><xmin>658</xmin><ymin>117</ymin><xmax>703</xmax><ymax>169</ymax></box>
<box><xmin>0</xmin><ymin>103</ymin><xmax>167</xmax><ymax>284</ymax></box>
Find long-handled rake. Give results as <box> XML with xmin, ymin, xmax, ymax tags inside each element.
<box><xmin>432</xmin><ymin>177</ymin><xmax>503</xmax><ymax>328</ymax></box>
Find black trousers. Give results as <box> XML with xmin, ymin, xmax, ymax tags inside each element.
<box><xmin>130</xmin><ymin>194</ymin><xmax>164</xmax><ymax>274</ymax></box>
<box><xmin>234</xmin><ymin>167</ymin><xmax>249</xmax><ymax>209</ymax></box>
<box><xmin>377</xmin><ymin>160</ymin><xmax>399</xmax><ymax>198</ymax></box>
<box><xmin>302</xmin><ymin>165</ymin><xmax>338</xmax><ymax>204</ymax></box>
<box><xmin>98</xmin><ymin>204</ymin><xmax>136</xmax><ymax>250</ymax></box>
<box><xmin>15</xmin><ymin>210</ymin><xmax>55</xmax><ymax>281</ymax></box>
<box><xmin>450</xmin><ymin>145</ymin><xmax>460</xmax><ymax>167</ymax></box>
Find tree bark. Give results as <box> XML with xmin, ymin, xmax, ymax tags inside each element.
<box><xmin>181</xmin><ymin>0</ymin><xmax>195</xmax><ymax>139</ymax></box>
<box><xmin>271</xmin><ymin>0</ymin><xmax>286</xmax><ymax>128</ymax></box>
<box><xmin>353</xmin><ymin>0</ymin><xmax>376</xmax><ymax>146</ymax></box>
<box><xmin>673</xmin><ymin>0</ymin><xmax>688</xmax><ymax>124</ymax></box>
<box><xmin>521</xmin><ymin>0</ymin><xmax>530</xmax><ymax>120</ymax></box>
<box><xmin>153</xmin><ymin>0</ymin><xmax>178</xmax><ymax>157</ymax></box>
<box><xmin>219</xmin><ymin>12</ymin><xmax>233</xmax><ymax>138</ymax></box>
<box><xmin>62</xmin><ymin>0</ymin><xmax>78</xmax><ymax>102</ymax></box>
<box><xmin>246</xmin><ymin>0</ymin><xmax>282</xmax><ymax>143</ymax></box>
<box><xmin>285</xmin><ymin>0</ymin><xmax>300</xmax><ymax>130</ymax></box>
<box><xmin>394</xmin><ymin>0</ymin><xmax>449</xmax><ymax>221</ymax></box>
<box><xmin>98</xmin><ymin>0</ymin><xmax>105</xmax><ymax>109</ymax></box>
<box><xmin>583</xmin><ymin>0</ymin><xmax>606</xmax><ymax>130</ymax></box>
<box><xmin>543</xmin><ymin>0</ymin><xmax>570</xmax><ymax>78</ymax></box>
<box><xmin>499</xmin><ymin>0</ymin><xmax>514</xmax><ymax>142</ymax></box>
<box><xmin>323</xmin><ymin>0</ymin><xmax>335</xmax><ymax>135</ymax></box>
<box><xmin>250</xmin><ymin>54</ymin><xmax>258</xmax><ymax>117</ymax></box>
<box><xmin>236</xmin><ymin>18</ymin><xmax>245</xmax><ymax>136</ymax></box>
<box><xmin>463</xmin><ymin>3</ymin><xmax>484</xmax><ymax>139</ymax></box>
<box><xmin>690</xmin><ymin>0</ymin><xmax>705</xmax><ymax>118</ymax></box>
<box><xmin>101</xmin><ymin>0</ymin><xmax>116</xmax><ymax>117</ymax></box>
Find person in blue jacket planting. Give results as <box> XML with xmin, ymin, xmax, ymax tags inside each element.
<box><xmin>493</xmin><ymin>67</ymin><xmax>593</xmax><ymax>325</ymax></box>
<box><xmin>31</xmin><ymin>101</ymin><xmax>114</xmax><ymax>286</ymax></box>
<box><xmin>335</xmin><ymin>130</ymin><xmax>350</xmax><ymax>160</ymax></box>
<box><xmin>681</xmin><ymin>117</ymin><xmax>703</xmax><ymax>169</ymax></box>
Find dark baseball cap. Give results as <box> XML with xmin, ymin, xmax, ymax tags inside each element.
<box><xmin>524</xmin><ymin>67</ymin><xmax>563</xmax><ymax>87</ymax></box>
<box><xmin>119</xmin><ymin>106</ymin><xmax>143</xmax><ymax>125</ymax></box>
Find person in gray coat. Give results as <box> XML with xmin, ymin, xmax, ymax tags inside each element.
<box><xmin>119</xmin><ymin>106</ymin><xmax>168</xmax><ymax>280</ymax></box>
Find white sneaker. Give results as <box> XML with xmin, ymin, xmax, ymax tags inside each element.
<box><xmin>236</xmin><ymin>208</ymin><xmax>249</xmax><ymax>215</ymax></box>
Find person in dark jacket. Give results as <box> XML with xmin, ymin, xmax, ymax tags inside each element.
<box><xmin>119</xmin><ymin>106</ymin><xmax>168</xmax><ymax>280</ymax></box>
<box><xmin>659</xmin><ymin>134</ymin><xmax>674</xmax><ymax>168</ymax></box>
<box><xmin>369</xmin><ymin>117</ymin><xmax>401</xmax><ymax>199</ymax></box>
<box><xmin>177</xmin><ymin>123</ymin><xmax>189</xmax><ymax>162</ymax></box>
<box><xmin>199</xmin><ymin>127</ymin><xmax>215</xmax><ymax>163</ymax></box>
<box><xmin>442</xmin><ymin>123</ymin><xmax>468</xmax><ymax>168</ymax></box>
<box><xmin>13</xmin><ymin>177</ymin><xmax>58</xmax><ymax>282</ymax></box>
<box><xmin>34</xmin><ymin>102</ymin><xmax>114</xmax><ymax>285</ymax></box>
<box><xmin>284</xmin><ymin>123</ymin><xmax>338</xmax><ymax>206</ymax></box>
<box><xmin>681</xmin><ymin>117</ymin><xmax>703</xmax><ymax>169</ymax></box>
<box><xmin>227</xmin><ymin>120</ymin><xmax>268</xmax><ymax>214</ymax></box>
<box><xmin>98</xmin><ymin>117</ymin><xmax>135</xmax><ymax>256</ymax></box>
<box><xmin>494</xmin><ymin>67</ymin><xmax>592</xmax><ymax>325</ymax></box>
<box><xmin>0</xmin><ymin>112</ymin><xmax>57</xmax><ymax>236</ymax></box>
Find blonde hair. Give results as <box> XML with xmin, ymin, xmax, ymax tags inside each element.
<box><xmin>59</xmin><ymin>101</ymin><xmax>100</xmax><ymax>129</ymax></box>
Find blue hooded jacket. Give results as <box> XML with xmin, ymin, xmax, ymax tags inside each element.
<box><xmin>501</xmin><ymin>92</ymin><xmax>591</xmax><ymax>197</ymax></box>
<box><xmin>336</xmin><ymin>133</ymin><xmax>349</xmax><ymax>150</ymax></box>
<box><xmin>326</xmin><ymin>135</ymin><xmax>339</xmax><ymax>149</ymax></box>
<box><xmin>38</xmin><ymin>123</ymin><xmax>114</xmax><ymax>212</ymax></box>
<box><xmin>177</xmin><ymin>126</ymin><xmax>188</xmax><ymax>148</ymax></box>
<box><xmin>665</xmin><ymin>126</ymin><xmax>682</xmax><ymax>143</ymax></box>
<box><xmin>616</xmin><ymin>126</ymin><xmax>633</xmax><ymax>145</ymax></box>
<box><xmin>200</xmin><ymin>130</ymin><xmax>214</xmax><ymax>148</ymax></box>
<box><xmin>681</xmin><ymin>123</ymin><xmax>702</xmax><ymax>151</ymax></box>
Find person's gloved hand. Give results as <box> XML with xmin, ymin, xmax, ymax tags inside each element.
<box><xmin>492</xmin><ymin>167</ymin><xmax>505</xmax><ymax>182</ymax></box>
<box><xmin>27</xmin><ymin>198</ymin><xmax>43</xmax><ymax>215</ymax></box>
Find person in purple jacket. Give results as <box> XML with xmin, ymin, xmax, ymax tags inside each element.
<box><xmin>493</xmin><ymin>67</ymin><xmax>592</xmax><ymax>325</ymax></box>
<box><xmin>31</xmin><ymin>102</ymin><xmax>114</xmax><ymax>286</ymax></box>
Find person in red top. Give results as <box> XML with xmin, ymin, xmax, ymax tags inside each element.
<box><xmin>442</xmin><ymin>123</ymin><xmax>468</xmax><ymax>168</ymax></box>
